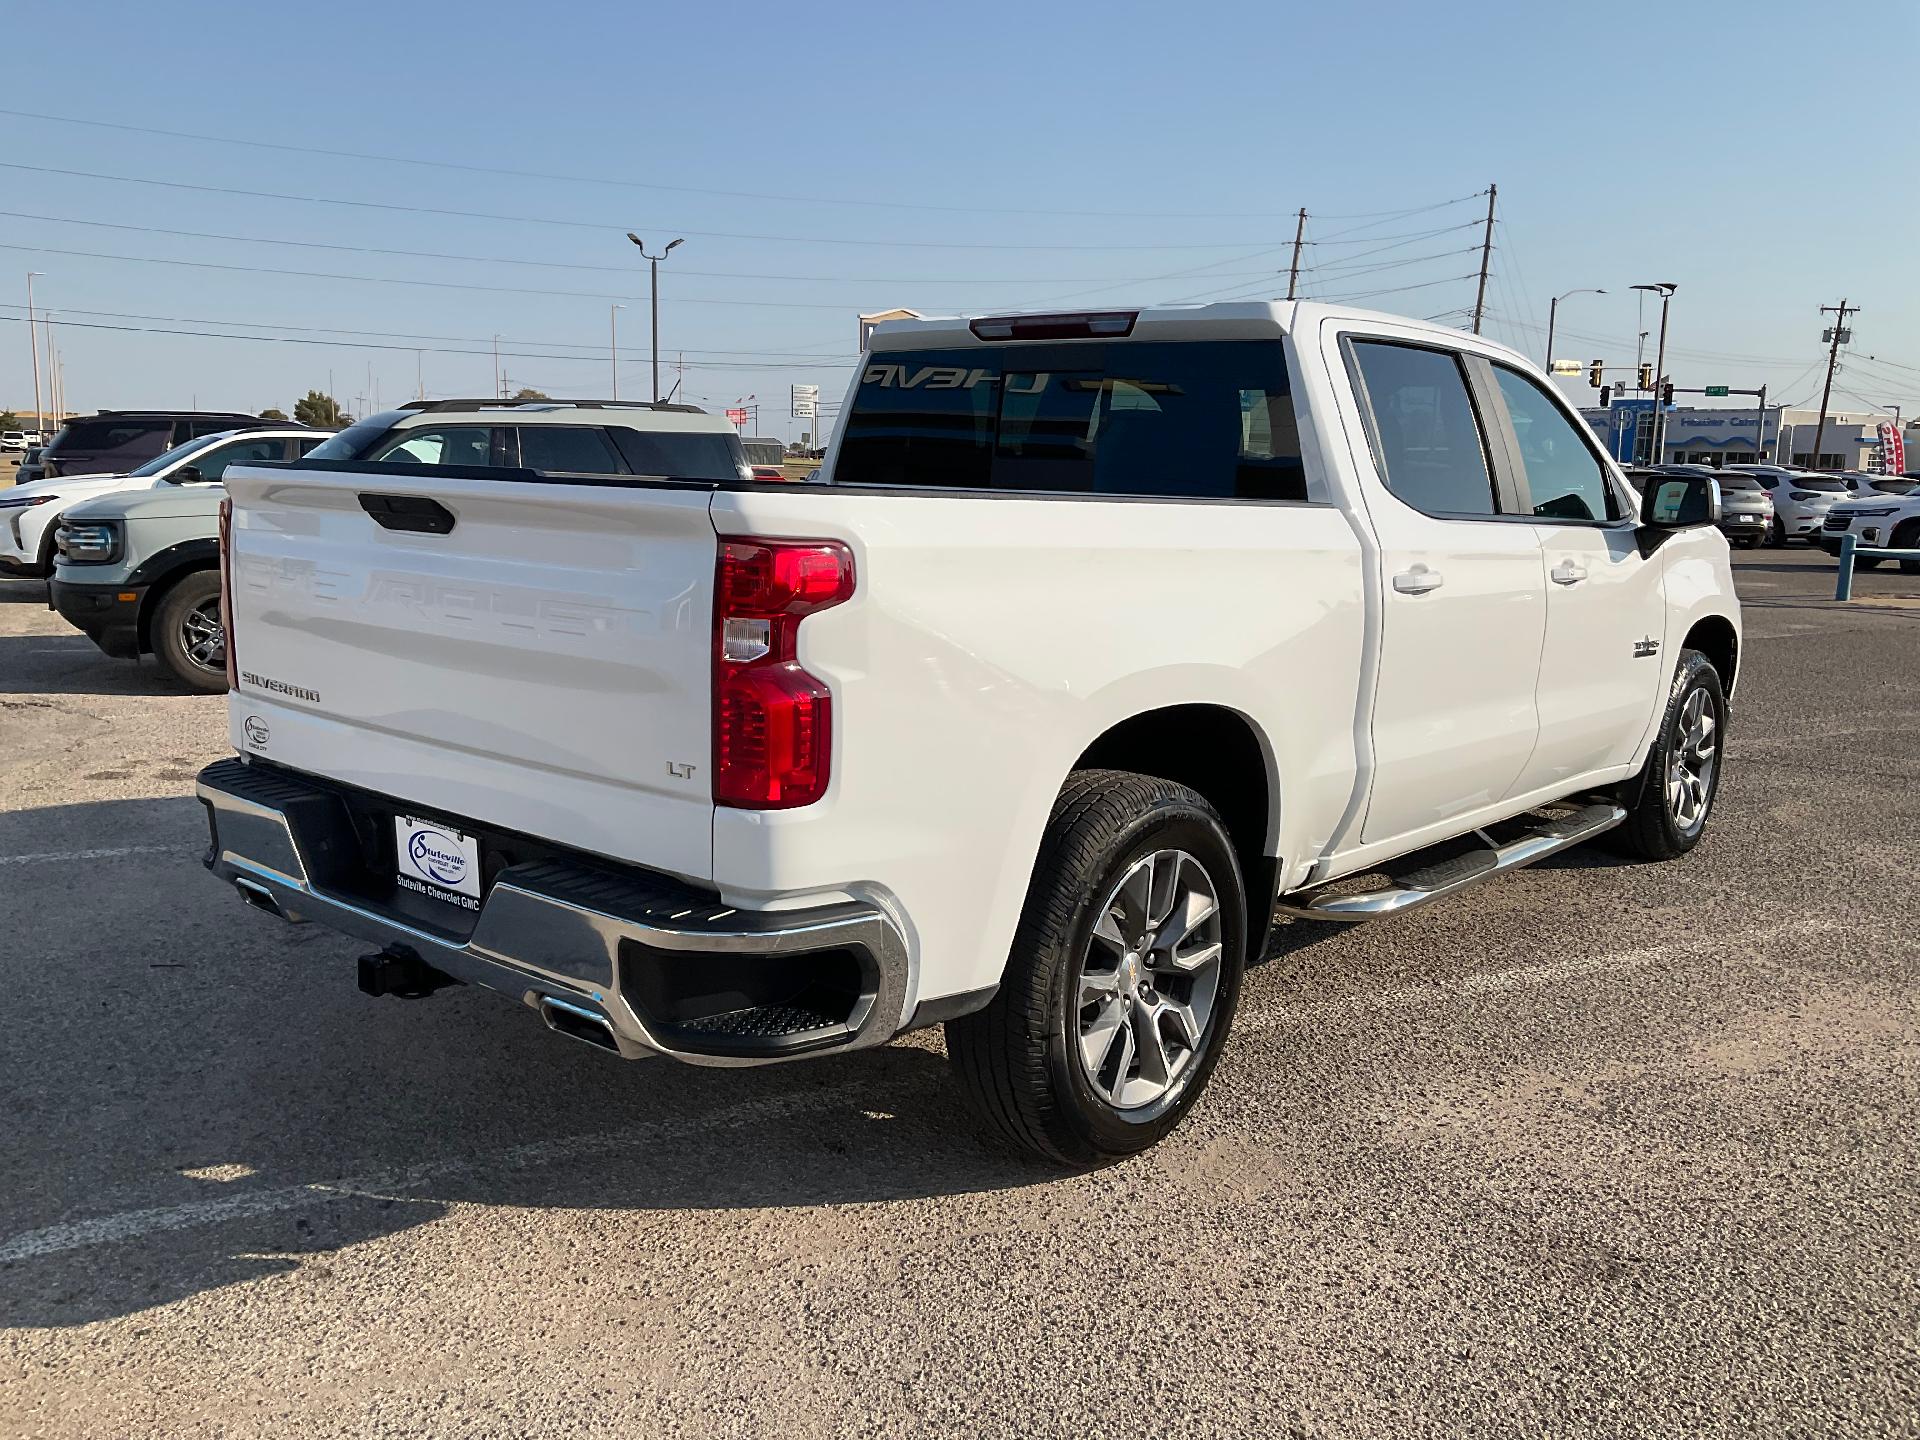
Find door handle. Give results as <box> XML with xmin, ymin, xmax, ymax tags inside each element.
<box><xmin>1392</xmin><ymin>565</ymin><xmax>1444</xmax><ymax>595</ymax></box>
<box><xmin>1550</xmin><ymin>560</ymin><xmax>1588</xmax><ymax>586</ymax></box>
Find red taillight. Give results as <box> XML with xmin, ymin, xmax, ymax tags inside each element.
<box><xmin>713</xmin><ymin>537</ymin><xmax>855</xmax><ymax>809</ymax></box>
<box><xmin>217</xmin><ymin>496</ymin><xmax>238</xmax><ymax>689</ymax></box>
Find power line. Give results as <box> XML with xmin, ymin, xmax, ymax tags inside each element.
<box><xmin>0</xmin><ymin>240</ymin><xmax>859</xmax><ymax>308</ymax></box>
<box><xmin>0</xmin><ymin>162</ymin><xmax>1305</xmax><ymax>252</ymax></box>
<box><xmin>0</xmin><ymin>302</ymin><xmax>848</xmax><ymax>360</ymax></box>
<box><xmin>0</xmin><ymin>312</ymin><xmax>857</xmax><ymax>371</ymax></box>
<box><xmin>0</xmin><ymin>106</ymin><xmax>1380</xmax><ymax>222</ymax></box>
<box><xmin>0</xmin><ymin>209</ymin><xmax>1297</xmax><ymax>288</ymax></box>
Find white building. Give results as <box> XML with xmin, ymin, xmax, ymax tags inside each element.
<box><xmin>1579</xmin><ymin>403</ymin><xmax>1915</xmax><ymax>470</ymax></box>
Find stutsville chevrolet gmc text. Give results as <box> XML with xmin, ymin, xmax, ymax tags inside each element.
<box><xmin>196</xmin><ymin>303</ymin><xmax>1741</xmax><ymax>1163</ymax></box>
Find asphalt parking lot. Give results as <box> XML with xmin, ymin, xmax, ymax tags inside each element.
<box><xmin>1</xmin><ymin>549</ymin><xmax>1914</xmax><ymax>1438</ymax></box>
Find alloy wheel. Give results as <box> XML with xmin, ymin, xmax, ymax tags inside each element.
<box><xmin>1666</xmin><ymin>686</ymin><xmax>1718</xmax><ymax>832</ymax></box>
<box><xmin>181</xmin><ymin>600</ymin><xmax>226</xmax><ymax>674</ymax></box>
<box><xmin>1074</xmin><ymin>849</ymin><xmax>1223</xmax><ymax>1111</ymax></box>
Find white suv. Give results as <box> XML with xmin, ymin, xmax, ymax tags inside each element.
<box><xmin>0</xmin><ymin>427</ymin><xmax>324</xmax><ymax>580</ymax></box>
<box><xmin>1720</xmin><ymin>464</ymin><xmax>1850</xmax><ymax>545</ymax></box>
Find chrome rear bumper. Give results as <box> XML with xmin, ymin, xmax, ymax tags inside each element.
<box><xmin>196</xmin><ymin>757</ymin><xmax>911</xmax><ymax>1066</ymax></box>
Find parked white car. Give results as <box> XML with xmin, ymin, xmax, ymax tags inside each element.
<box><xmin>0</xmin><ymin>428</ymin><xmax>327</xmax><ymax>580</ymax></box>
<box><xmin>1720</xmin><ymin>464</ymin><xmax>1850</xmax><ymax>544</ymax></box>
<box><xmin>1</xmin><ymin>430</ymin><xmax>31</xmax><ymax>452</ymax></box>
<box><xmin>1819</xmin><ymin>489</ymin><xmax>1920</xmax><ymax>573</ymax></box>
<box><xmin>196</xmin><ymin>307</ymin><xmax>1740</xmax><ymax>1163</ymax></box>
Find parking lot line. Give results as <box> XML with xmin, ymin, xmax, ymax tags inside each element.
<box><xmin>0</xmin><ymin>1082</ymin><xmax>866</xmax><ymax>1264</ymax></box>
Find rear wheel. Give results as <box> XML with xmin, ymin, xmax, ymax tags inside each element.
<box><xmin>151</xmin><ymin>571</ymin><xmax>229</xmax><ymax>694</ymax></box>
<box><xmin>946</xmin><ymin>770</ymin><xmax>1246</xmax><ymax>1166</ymax></box>
<box><xmin>1608</xmin><ymin>649</ymin><xmax>1725</xmax><ymax>861</ymax></box>
<box><xmin>1767</xmin><ymin>517</ymin><xmax>1786</xmax><ymax>548</ymax></box>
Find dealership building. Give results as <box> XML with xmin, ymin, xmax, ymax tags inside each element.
<box><xmin>1578</xmin><ymin>401</ymin><xmax>1913</xmax><ymax>470</ymax></box>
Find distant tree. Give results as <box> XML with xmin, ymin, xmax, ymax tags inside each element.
<box><xmin>259</xmin><ymin>407</ymin><xmax>288</xmax><ymax>421</ymax></box>
<box><xmin>0</xmin><ymin>410</ymin><xmax>20</xmax><ymax>430</ymax></box>
<box><xmin>510</xmin><ymin>387</ymin><xmax>550</xmax><ymax>401</ymax></box>
<box><xmin>293</xmin><ymin>391</ymin><xmax>346</xmax><ymax>427</ymax></box>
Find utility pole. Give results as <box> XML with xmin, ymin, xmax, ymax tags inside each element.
<box><xmin>416</xmin><ymin>350</ymin><xmax>424</xmax><ymax>401</ymax></box>
<box><xmin>627</xmin><ymin>234</ymin><xmax>686</xmax><ymax>403</ymax></box>
<box><xmin>492</xmin><ymin>336</ymin><xmax>501</xmax><ymax>399</ymax></box>
<box><xmin>1471</xmin><ymin>183</ymin><xmax>1497</xmax><ymax>334</ymax></box>
<box><xmin>1808</xmin><ymin>299</ymin><xmax>1858</xmax><ymax>472</ymax></box>
<box><xmin>25</xmin><ymin>272</ymin><xmax>43</xmax><ymax>435</ymax></box>
<box><xmin>1285</xmin><ymin>208</ymin><xmax>1307</xmax><ymax>301</ymax></box>
<box><xmin>609</xmin><ymin>304</ymin><xmax>625</xmax><ymax>401</ymax></box>
<box><xmin>1632</xmin><ymin>283</ymin><xmax>1677</xmax><ymax>461</ymax></box>
<box><xmin>1754</xmin><ymin>383</ymin><xmax>1769</xmax><ymax>463</ymax></box>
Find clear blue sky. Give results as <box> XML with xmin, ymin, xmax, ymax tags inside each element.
<box><xmin>6</xmin><ymin>0</ymin><xmax>1917</xmax><ymax>434</ymax></box>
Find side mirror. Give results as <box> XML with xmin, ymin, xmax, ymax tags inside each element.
<box><xmin>170</xmin><ymin>464</ymin><xmax>204</xmax><ymax>485</ymax></box>
<box><xmin>1639</xmin><ymin>474</ymin><xmax>1719</xmax><ymax>529</ymax></box>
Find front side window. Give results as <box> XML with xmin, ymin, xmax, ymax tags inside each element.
<box><xmin>1349</xmin><ymin>341</ymin><xmax>1497</xmax><ymax>517</ymax></box>
<box><xmin>368</xmin><ymin>426</ymin><xmax>501</xmax><ymax>467</ymax></box>
<box><xmin>1492</xmin><ymin>365</ymin><xmax>1620</xmax><ymax>523</ymax></box>
<box><xmin>834</xmin><ymin>341</ymin><xmax>1305</xmax><ymax>501</ymax></box>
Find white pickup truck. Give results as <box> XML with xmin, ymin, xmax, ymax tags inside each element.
<box><xmin>197</xmin><ymin>303</ymin><xmax>1740</xmax><ymax>1164</ymax></box>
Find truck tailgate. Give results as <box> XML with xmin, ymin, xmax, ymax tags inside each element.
<box><xmin>221</xmin><ymin>466</ymin><xmax>717</xmax><ymax>882</ymax></box>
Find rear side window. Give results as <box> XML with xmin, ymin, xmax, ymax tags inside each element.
<box><xmin>193</xmin><ymin>436</ymin><xmax>290</xmax><ymax>481</ymax></box>
<box><xmin>47</xmin><ymin>419</ymin><xmax>169</xmax><ymax>460</ymax></box>
<box><xmin>607</xmin><ymin>426</ymin><xmax>744</xmax><ymax>481</ymax></box>
<box><xmin>1348</xmin><ymin>342</ymin><xmax>1497</xmax><ymax>518</ymax></box>
<box><xmin>834</xmin><ymin>341</ymin><xmax>1306</xmax><ymax>501</ymax></box>
<box><xmin>517</xmin><ymin>426</ymin><xmax>621</xmax><ymax>474</ymax></box>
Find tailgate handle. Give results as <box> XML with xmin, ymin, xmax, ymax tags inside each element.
<box><xmin>358</xmin><ymin>493</ymin><xmax>455</xmax><ymax>534</ymax></box>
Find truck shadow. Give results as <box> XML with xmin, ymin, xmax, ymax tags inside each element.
<box><xmin>0</xmin><ymin>798</ymin><xmax>1054</xmax><ymax>1330</ymax></box>
<box><xmin>0</xmin><ymin>632</ymin><xmax>205</xmax><ymax>698</ymax></box>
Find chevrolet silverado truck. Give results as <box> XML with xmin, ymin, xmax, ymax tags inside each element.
<box><xmin>196</xmin><ymin>304</ymin><xmax>1740</xmax><ymax>1164</ymax></box>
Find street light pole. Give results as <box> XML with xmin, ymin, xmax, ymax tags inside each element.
<box><xmin>25</xmin><ymin>272</ymin><xmax>43</xmax><ymax>435</ymax></box>
<box><xmin>1633</xmin><ymin>283</ymin><xmax>1677</xmax><ymax>462</ymax></box>
<box><xmin>627</xmin><ymin>234</ymin><xmax>685</xmax><ymax>403</ymax></box>
<box><xmin>1544</xmin><ymin>287</ymin><xmax>1605</xmax><ymax>369</ymax></box>
<box><xmin>609</xmin><ymin>304</ymin><xmax>625</xmax><ymax>401</ymax></box>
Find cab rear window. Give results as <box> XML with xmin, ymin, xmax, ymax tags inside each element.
<box><xmin>834</xmin><ymin>341</ymin><xmax>1306</xmax><ymax>501</ymax></box>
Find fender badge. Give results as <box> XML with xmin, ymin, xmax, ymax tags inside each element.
<box><xmin>1633</xmin><ymin>637</ymin><xmax>1660</xmax><ymax>658</ymax></box>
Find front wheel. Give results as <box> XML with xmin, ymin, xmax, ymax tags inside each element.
<box><xmin>946</xmin><ymin>770</ymin><xmax>1246</xmax><ymax>1166</ymax></box>
<box><xmin>1893</xmin><ymin>521</ymin><xmax>1920</xmax><ymax>576</ymax></box>
<box><xmin>151</xmin><ymin>571</ymin><xmax>229</xmax><ymax>693</ymax></box>
<box><xmin>1608</xmin><ymin>649</ymin><xmax>1725</xmax><ymax>861</ymax></box>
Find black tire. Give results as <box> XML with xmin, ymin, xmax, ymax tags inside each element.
<box><xmin>150</xmin><ymin>570</ymin><xmax>229</xmax><ymax>693</ymax></box>
<box><xmin>1766</xmin><ymin>517</ymin><xmax>1786</xmax><ymax>548</ymax></box>
<box><xmin>1608</xmin><ymin>649</ymin><xmax>1726</xmax><ymax>861</ymax></box>
<box><xmin>946</xmin><ymin>769</ymin><xmax>1247</xmax><ymax>1167</ymax></box>
<box><xmin>1854</xmin><ymin>556</ymin><xmax>1885</xmax><ymax>570</ymax></box>
<box><xmin>1893</xmin><ymin>521</ymin><xmax>1920</xmax><ymax>576</ymax></box>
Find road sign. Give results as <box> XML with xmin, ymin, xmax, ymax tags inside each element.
<box><xmin>1704</xmin><ymin>385</ymin><xmax>1729</xmax><ymax>397</ymax></box>
<box><xmin>1549</xmin><ymin>360</ymin><xmax>1583</xmax><ymax>376</ymax></box>
<box><xmin>725</xmin><ymin>407</ymin><xmax>748</xmax><ymax>427</ymax></box>
<box><xmin>790</xmin><ymin>383</ymin><xmax>819</xmax><ymax>419</ymax></box>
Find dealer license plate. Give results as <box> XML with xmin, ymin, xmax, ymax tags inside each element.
<box><xmin>394</xmin><ymin>815</ymin><xmax>482</xmax><ymax>910</ymax></box>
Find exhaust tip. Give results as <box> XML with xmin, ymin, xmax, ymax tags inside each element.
<box><xmin>538</xmin><ymin>996</ymin><xmax>621</xmax><ymax>1053</ymax></box>
<box><xmin>233</xmin><ymin>878</ymin><xmax>281</xmax><ymax>917</ymax></box>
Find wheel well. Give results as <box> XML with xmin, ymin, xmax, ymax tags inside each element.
<box><xmin>1073</xmin><ymin>705</ymin><xmax>1276</xmax><ymax>944</ymax></box>
<box><xmin>1684</xmin><ymin>614</ymin><xmax>1738</xmax><ymax>693</ymax></box>
<box><xmin>137</xmin><ymin>562</ymin><xmax>219</xmax><ymax>655</ymax></box>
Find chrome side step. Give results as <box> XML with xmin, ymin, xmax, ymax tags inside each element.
<box><xmin>1276</xmin><ymin>802</ymin><xmax>1628</xmax><ymax>923</ymax></box>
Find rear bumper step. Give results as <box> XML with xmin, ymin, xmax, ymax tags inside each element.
<box><xmin>1276</xmin><ymin>802</ymin><xmax>1627</xmax><ymax>922</ymax></box>
<box><xmin>195</xmin><ymin>757</ymin><xmax>911</xmax><ymax>1066</ymax></box>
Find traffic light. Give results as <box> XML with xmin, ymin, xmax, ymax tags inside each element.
<box><xmin>1598</xmin><ymin>385</ymin><xmax>1612</xmax><ymax>406</ymax></box>
<box><xmin>1587</xmin><ymin>360</ymin><xmax>1604</xmax><ymax>387</ymax></box>
<box><xmin>1660</xmin><ymin>381</ymin><xmax>1675</xmax><ymax>406</ymax></box>
<box><xmin>1637</xmin><ymin>363</ymin><xmax>1654</xmax><ymax>390</ymax></box>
